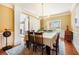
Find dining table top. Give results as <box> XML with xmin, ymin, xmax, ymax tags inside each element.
<box><xmin>43</xmin><ymin>31</ymin><xmax>58</xmax><ymax>39</ymax></box>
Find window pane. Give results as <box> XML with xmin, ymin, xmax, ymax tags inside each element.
<box><xmin>20</xmin><ymin>13</ymin><xmax>28</xmax><ymax>35</ymax></box>
<box><xmin>51</xmin><ymin>20</ymin><xmax>61</xmax><ymax>29</ymax></box>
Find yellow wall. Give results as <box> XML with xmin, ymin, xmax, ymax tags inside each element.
<box><xmin>41</xmin><ymin>11</ymin><xmax>72</xmax><ymax>31</ymax></box>
<box><xmin>0</xmin><ymin>5</ymin><xmax>14</xmax><ymax>32</ymax></box>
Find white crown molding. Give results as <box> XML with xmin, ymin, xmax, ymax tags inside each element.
<box><xmin>0</xmin><ymin>3</ymin><xmax>14</xmax><ymax>9</ymax></box>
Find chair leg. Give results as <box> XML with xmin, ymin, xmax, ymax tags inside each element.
<box><xmin>42</xmin><ymin>46</ymin><xmax>43</xmax><ymax>55</ymax></box>
<box><xmin>33</xmin><ymin>44</ymin><xmax>36</xmax><ymax>52</ymax></box>
<box><xmin>46</xmin><ymin>46</ymin><xmax>50</xmax><ymax>55</ymax></box>
<box><xmin>56</xmin><ymin>50</ymin><xmax>57</xmax><ymax>55</ymax></box>
<box><xmin>33</xmin><ymin>44</ymin><xmax>34</xmax><ymax>51</ymax></box>
<box><xmin>33</xmin><ymin>44</ymin><xmax>37</xmax><ymax>52</ymax></box>
<box><xmin>56</xmin><ymin>47</ymin><xmax>58</xmax><ymax>55</ymax></box>
<box><xmin>56</xmin><ymin>47</ymin><xmax>59</xmax><ymax>55</ymax></box>
<box><xmin>26</xmin><ymin>41</ymin><xmax>30</xmax><ymax>48</ymax></box>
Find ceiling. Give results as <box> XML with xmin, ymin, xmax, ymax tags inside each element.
<box><xmin>15</xmin><ymin>3</ymin><xmax>74</xmax><ymax>16</ymax></box>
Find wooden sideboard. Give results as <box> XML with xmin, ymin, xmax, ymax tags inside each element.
<box><xmin>64</xmin><ymin>30</ymin><xmax>73</xmax><ymax>42</ymax></box>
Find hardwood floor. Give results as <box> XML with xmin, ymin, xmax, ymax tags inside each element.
<box><xmin>59</xmin><ymin>38</ymin><xmax>78</xmax><ymax>55</ymax></box>
<box><xmin>0</xmin><ymin>38</ymin><xmax>78</xmax><ymax>55</ymax></box>
<box><xmin>0</xmin><ymin>50</ymin><xmax>7</xmax><ymax>55</ymax></box>
<box><xmin>19</xmin><ymin>47</ymin><xmax>47</xmax><ymax>55</ymax></box>
<box><xmin>64</xmin><ymin>40</ymin><xmax>78</xmax><ymax>55</ymax></box>
<box><xmin>19</xmin><ymin>38</ymin><xmax>78</xmax><ymax>55</ymax></box>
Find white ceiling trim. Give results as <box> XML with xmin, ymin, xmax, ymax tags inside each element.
<box><xmin>15</xmin><ymin>3</ymin><xmax>74</xmax><ymax>16</ymax></box>
<box><xmin>0</xmin><ymin>3</ymin><xmax>14</xmax><ymax>9</ymax></box>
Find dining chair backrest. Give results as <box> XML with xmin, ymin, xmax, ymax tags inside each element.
<box><xmin>56</xmin><ymin>33</ymin><xmax>60</xmax><ymax>48</ymax></box>
<box><xmin>34</xmin><ymin>32</ymin><xmax>43</xmax><ymax>45</ymax></box>
<box><xmin>27</xmin><ymin>31</ymin><xmax>34</xmax><ymax>42</ymax></box>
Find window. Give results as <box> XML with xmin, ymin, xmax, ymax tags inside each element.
<box><xmin>20</xmin><ymin>13</ymin><xmax>29</xmax><ymax>36</ymax></box>
<box><xmin>30</xmin><ymin>18</ymin><xmax>40</xmax><ymax>32</ymax></box>
<box><xmin>20</xmin><ymin>13</ymin><xmax>40</xmax><ymax>36</ymax></box>
<box><xmin>50</xmin><ymin>20</ymin><xmax>61</xmax><ymax>29</ymax></box>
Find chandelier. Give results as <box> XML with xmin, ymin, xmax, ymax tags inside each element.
<box><xmin>40</xmin><ymin>3</ymin><xmax>45</xmax><ymax>30</ymax></box>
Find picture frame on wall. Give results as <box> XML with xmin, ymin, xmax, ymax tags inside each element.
<box><xmin>75</xmin><ymin>18</ymin><xmax>79</xmax><ymax>28</ymax></box>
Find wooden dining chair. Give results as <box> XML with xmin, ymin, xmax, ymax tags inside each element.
<box><xmin>52</xmin><ymin>33</ymin><xmax>60</xmax><ymax>55</ymax></box>
<box><xmin>34</xmin><ymin>32</ymin><xmax>45</xmax><ymax>55</ymax></box>
<box><xmin>26</xmin><ymin>30</ymin><xmax>34</xmax><ymax>49</ymax></box>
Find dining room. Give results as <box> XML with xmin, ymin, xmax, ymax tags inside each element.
<box><xmin>0</xmin><ymin>3</ymin><xmax>79</xmax><ymax>55</ymax></box>
<box><xmin>14</xmin><ymin>3</ymin><xmax>78</xmax><ymax>55</ymax></box>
